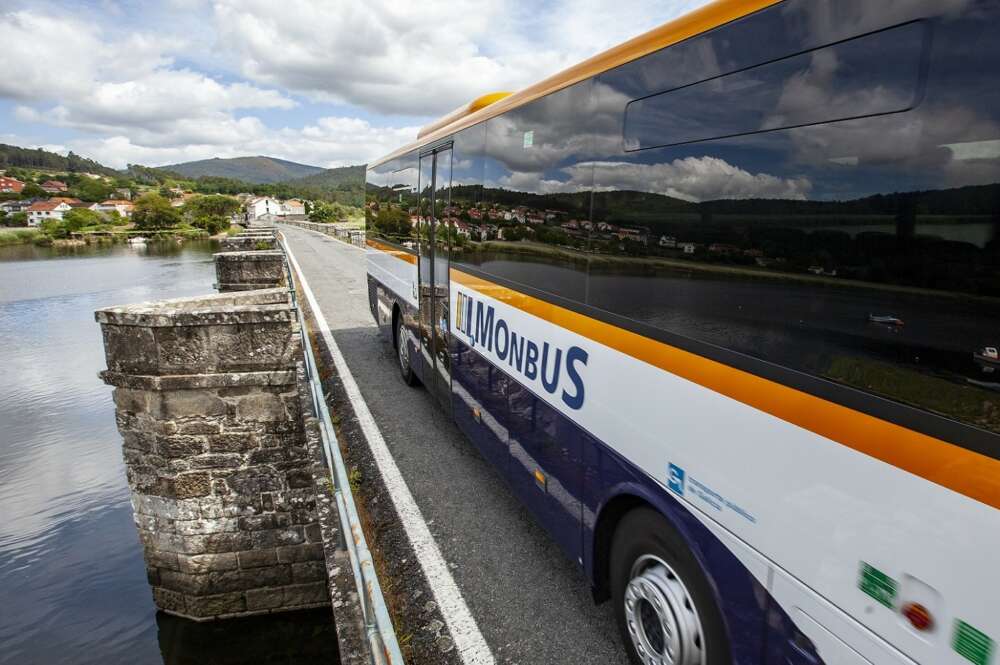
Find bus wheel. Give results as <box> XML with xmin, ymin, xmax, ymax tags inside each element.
<box><xmin>396</xmin><ymin>317</ymin><xmax>418</xmax><ymax>386</ymax></box>
<box><xmin>610</xmin><ymin>507</ymin><xmax>730</xmax><ymax>665</ymax></box>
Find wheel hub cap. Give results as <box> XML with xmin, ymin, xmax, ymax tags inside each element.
<box><xmin>624</xmin><ymin>557</ymin><xmax>705</xmax><ymax>665</ymax></box>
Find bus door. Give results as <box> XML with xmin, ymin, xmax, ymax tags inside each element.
<box><xmin>417</xmin><ymin>145</ymin><xmax>453</xmax><ymax>413</ymax></box>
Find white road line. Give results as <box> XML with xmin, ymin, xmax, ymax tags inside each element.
<box><xmin>284</xmin><ymin>237</ymin><xmax>496</xmax><ymax>665</ymax></box>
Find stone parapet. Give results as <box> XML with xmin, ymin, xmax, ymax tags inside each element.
<box><xmin>221</xmin><ymin>236</ymin><xmax>277</xmax><ymax>252</ymax></box>
<box><xmin>96</xmin><ymin>288</ymin><xmax>330</xmax><ymax>621</ymax></box>
<box><xmin>213</xmin><ymin>251</ymin><xmax>286</xmax><ymax>292</ymax></box>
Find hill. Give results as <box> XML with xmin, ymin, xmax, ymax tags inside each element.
<box><xmin>160</xmin><ymin>156</ymin><xmax>325</xmax><ymax>184</ymax></box>
<box><xmin>0</xmin><ymin>143</ymin><xmax>118</xmax><ymax>176</ymax></box>
<box><xmin>283</xmin><ymin>164</ymin><xmax>365</xmax><ymax>206</ymax></box>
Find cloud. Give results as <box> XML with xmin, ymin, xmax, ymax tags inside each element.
<box><xmin>558</xmin><ymin>158</ymin><xmax>812</xmax><ymax>201</ymax></box>
<box><xmin>211</xmin><ymin>0</ymin><xmax>705</xmax><ymax>117</ymax></box>
<box><xmin>63</xmin><ymin>116</ymin><xmax>419</xmax><ymax>169</ymax></box>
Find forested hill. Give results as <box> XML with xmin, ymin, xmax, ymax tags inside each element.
<box><xmin>0</xmin><ymin>144</ymin><xmax>118</xmax><ymax>176</ymax></box>
<box><xmin>282</xmin><ymin>164</ymin><xmax>365</xmax><ymax>203</ymax></box>
<box><xmin>159</xmin><ymin>156</ymin><xmax>325</xmax><ymax>184</ymax></box>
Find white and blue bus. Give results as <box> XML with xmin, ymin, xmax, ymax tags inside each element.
<box><xmin>365</xmin><ymin>1</ymin><xmax>1000</xmax><ymax>663</ymax></box>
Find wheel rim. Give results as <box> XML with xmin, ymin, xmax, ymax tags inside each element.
<box><xmin>624</xmin><ymin>555</ymin><xmax>706</xmax><ymax>665</ymax></box>
<box><xmin>397</xmin><ymin>322</ymin><xmax>409</xmax><ymax>372</ymax></box>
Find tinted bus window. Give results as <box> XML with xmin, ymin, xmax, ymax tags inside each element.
<box><xmin>624</xmin><ymin>20</ymin><xmax>927</xmax><ymax>151</ymax></box>
<box><xmin>588</xmin><ymin>0</ymin><xmax>1000</xmax><ymax>442</ymax></box>
<box><xmin>451</xmin><ymin>80</ymin><xmax>597</xmax><ymax>305</ymax></box>
<box><xmin>366</xmin><ymin>152</ymin><xmax>418</xmax><ymax>247</ymax></box>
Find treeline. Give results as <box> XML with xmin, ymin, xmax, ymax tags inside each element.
<box><xmin>0</xmin><ymin>144</ymin><xmax>118</xmax><ymax>176</ymax></box>
<box><xmin>126</xmin><ymin>165</ymin><xmax>364</xmax><ymax>206</ymax></box>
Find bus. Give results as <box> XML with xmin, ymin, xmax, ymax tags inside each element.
<box><xmin>364</xmin><ymin>1</ymin><xmax>1000</xmax><ymax>663</ymax></box>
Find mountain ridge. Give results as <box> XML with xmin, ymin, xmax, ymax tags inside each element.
<box><xmin>159</xmin><ymin>156</ymin><xmax>326</xmax><ymax>184</ymax></box>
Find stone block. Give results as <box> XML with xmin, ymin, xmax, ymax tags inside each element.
<box><xmin>237</xmin><ymin>549</ymin><xmax>277</xmax><ymax>569</ymax></box>
<box><xmin>178</xmin><ymin>552</ymin><xmax>239</xmax><ymax>575</ymax></box>
<box><xmin>161</xmin><ymin>391</ymin><xmax>228</xmax><ymax>419</ymax></box>
<box><xmin>283</xmin><ymin>582</ymin><xmax>328</xmax><ymax>607</ymax></box>
<box><xmin>235</xmin><ymin>393</ymin><xmax>287</xmax><ymax>422</ymax></box>
<box><xmin>173</xmin><ymin>472</ymin><xmax>212</xmax><ymax>499</ymax></box>
<box><xmin>157</xmin><ymin>436</ymin><xmax>206</xmax><ymax>459</ymax></box>
<box><xmin>208</xmin><ymin>433</ymin><xmax>256</xmax><ymax>453</ymax></box>
<box><xmin>291</xmin><ymin>561</ymin><xmax>327</xmax><ymax>583</ymax></box>
<box><xmin>246</xmin><ymin>587</ymin><xmax>284</xmax><ymax>611</ymax></box>
<box><xmin>185</xmin><ymin>592</ymin><xmax>246</xmax><ymax>618</ymax></box>
<box><xmin>276</xmin><ymin>543</ymin><xmax>325</xmax><ymax>564</ymax></box>
<box><xmin>152</xmin><ymin>587</ymin><xmax>187</xmax><ymax>615</ymax></box>
<box><xmin>189</xmin><ymin>453</ymin><xmax>244</xmax><ymax>470</ymax></box>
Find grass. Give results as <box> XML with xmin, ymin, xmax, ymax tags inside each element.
<box><xmin>825</xmin><ymin>356</ymin><xmax>1000</xmax><ymax>433</ymax></box>
<box><xmin>0</xmin><ymin>227</ymin><xmax>40</xmax><ymax>246</ymax></box>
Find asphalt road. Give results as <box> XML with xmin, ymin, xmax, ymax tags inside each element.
<box><xmin>280</xmin><ymin>225</ymin><xmax>628</xmax><ymax>665</ymax></box>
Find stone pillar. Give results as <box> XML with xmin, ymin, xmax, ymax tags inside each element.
<box><xmin>214</xmin><ymin>251</ymin><xmax>286</xmax><ymax>292</ymax></box>
<box><xmin>96</xmin><ymin>288</ymin><xmax>329</xmax><ymax>621</ymax></box>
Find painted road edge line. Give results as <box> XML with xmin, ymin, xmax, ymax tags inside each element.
<box><xmin>283</xmin><ymin>237</ymin><xmax>496</xmax><ymax>665</ymax></box>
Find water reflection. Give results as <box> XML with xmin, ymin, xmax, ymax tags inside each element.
<box><xmin>0</xmin><ymin>240</ymin><xmax>338</xmax><ymax>665</ymax></box>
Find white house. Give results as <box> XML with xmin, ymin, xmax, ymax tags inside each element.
<box><xmin>281</xmin><ymin>199</ymin><xmax>306</xmax><ymax>216</ymax></box>
<box><xmin>247</xmin><ymin>196</ymin><xmax>281</xmax><ymax>219</ymax></box>
<box><xmin>26</xmin><ymin>201</ymin><xmax>72</xmax><ymax>226</ymax></box>
<box><xmin>90</xmin><ymin>200</ymin><xmax>134</xmax><ymax>218</ymax></box>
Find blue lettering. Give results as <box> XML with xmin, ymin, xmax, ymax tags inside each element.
<box><xmin>509</xmin><ymin>332</ymin><xmax>525</xmax><ymax>372</ymax></box>
<box><xmin>524</xmin><ymin>341</ymin><xmax>539</xmax><ymax>380</ymax></box>
<box><xmin>494</xmin><ymin>319</ymin><xmax>510</xmax><ymax>360</ymax></box>
<box><xmin>540</xmin><ymin>342</ymin><xmax>561</xmax><ymax>394</ymax></box>
<box><xmin>475</xmin><ymin>302</ymin><xmax>494</xmax><ymax>352</ymax></box>
<box><xmin>562</xmin><ymin>346</ymin><xmax>588</xmax><ymax>410</ymax></box>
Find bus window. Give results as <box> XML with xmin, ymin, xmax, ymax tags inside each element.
<box><xmin>450</xmin><ymin>80</ymin><xmax>597</xmax><ymax>306</ymax></box>
<box><xmin>587</xmin><ymin>0</ymin><xmax>1000</xmax><ymax>445</ymax></box>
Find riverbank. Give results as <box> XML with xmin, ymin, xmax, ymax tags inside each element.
<box><xmin>0</xmin><ymin>225</ymin><xmax>238</xmax><ymax>247</ymax></box>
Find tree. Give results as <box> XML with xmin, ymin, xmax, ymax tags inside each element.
<box><xmin>132</xmin><ymin>193</ymin><xmax>182</xmax><ymax>230</ymax></box>
<box><xmin>62</xmin><ymin>208</ymin><xmax>103</xmax><ymax>232</ymax></box>
<box><xmin>5</xmin><ymin>211</ymin><xmax>27</xmax><ymax>227</ymax></box>
<box><xmin>21</xmin><ymin>182</ymin><xmax>46</xmax><ymax>199</ymax></box>
<box><xmin>183</xmin><ymin>194</ymin><xmax>240</xmax><ymax>219</ymax></box>
<box><xmin>72</xmin><ymin>178</ymin><xmax>113</xmax><ymax>203</ymax></box>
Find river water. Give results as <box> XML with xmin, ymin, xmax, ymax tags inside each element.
<box><xmin>0</xmin><ymin>241</ymin><xmax>339</xmax><ymax>665</ymax></box>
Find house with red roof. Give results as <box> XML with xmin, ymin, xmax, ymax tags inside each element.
<box><xmin>0</xmin><ymin>176</ymin><xmax>25</xmax><ymax>193</ymax></box>
<box><xmin>40</xmin><ymin>180</ymin><xmax>69</xmax><ymax>193</ymax></box>
<box><xmin>26</xmin><ymin>200</ymin><xmax>73</xmax><ymax>226</ymax></box>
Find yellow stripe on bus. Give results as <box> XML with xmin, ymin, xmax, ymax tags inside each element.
<box><xmin>450</xmin><ymin>268</ymin><xmax>1000</xmax><ymax>511</ymax></box>
<box><xmin>366</xmin><ymin>238</ymin><xmax>417</xmax><ymax>265</ymax></box>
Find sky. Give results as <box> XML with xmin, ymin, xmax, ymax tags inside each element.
<box><xmin>0</xmin><ymin>0</ymin><xmax>709</xmax><ymax>170</ymax></box>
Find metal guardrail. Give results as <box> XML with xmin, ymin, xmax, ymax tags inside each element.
<box><xmin>277</xmin><ymin>233</ymin><xmax>403</xmax><ymax>665</ymax></box>
<box><xmin>280</xmin><ymin>220</ymin><xmax>367</xmax><ymax>247</ymax></box>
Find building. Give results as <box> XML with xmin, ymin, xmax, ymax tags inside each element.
<box><xmin>247</xmin><ymin>196</ymin><xmax>281</xmax><ymax>219</ymax></box>
<box><xmin>26</xmin><ymin>200</ymin><xmax>72</xmax><ymax>226</ymax></box>
<box><xmin>281</xmin><ymin>199</ymin><xmax>306</xmax><ymax>216</ymax></box>
<box><xmin>0</xmin><ymin>176</ymin><xmax>24</xmax><ymax>193</ymax></box>
<box><xmin>113</xmin><ymin>188</ymin><xmax>132</xmax><ymax>201</ymax></box>
<box><xmin>92</xmin><ymin>200</ymin><xmax>135</xmax><ymax>218</ymax></box>
<box><xmin>659</xmin><ymin>235</ymin><xmax>677</xmax><ymax>248</ymax></box>
<box><xmin>40</xmin><ymin>180</ymin><xmax>68</xmax><ymax>193</ymax></box>
<box><xmin>1</xmin><ymin>199</ymin><xmax>38</xmax><ymax>214</ymax></box>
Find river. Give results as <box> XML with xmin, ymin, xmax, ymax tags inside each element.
<box><xmin>0</xmin><ymin>240</ymin><xmax>339</xmax><ymax>665</ymax></box>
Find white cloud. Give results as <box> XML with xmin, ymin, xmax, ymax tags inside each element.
<box><xmin>211</xmin><ymin>0</ymin><xmax>705</xmax><ymax>117</ymax></box>
<box><xmin>0</xmin><ymin>1</ymin><xmax>711</xmax><ymax>169</ymax></box>
<box><xmin>586</xmin><ymin>158</ymin><xmax>812</xmax><ymax>201</ymax></box>
<box><xmin>63</xmin><ymin>116</ymin><xmax>419</xmax><ymax>169</ymax></box>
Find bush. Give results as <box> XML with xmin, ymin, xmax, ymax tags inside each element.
<box><xmin>191</xmin><ymin>214</ymin><xmax>229</xmax><ymax>235</ymax></box>
<box><xmin>5</xmin><ymin>212</ymin><xmax>28</xmax><ymax>227</ymax></box>
<box><xmin>62</xmin><ymin>208</ymin><xmax>103</xmax><ymax>232</ymax></box>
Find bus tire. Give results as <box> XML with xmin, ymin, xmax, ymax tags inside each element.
<box><xmin>395</xmin><ymin>316</ymin><xmax>419</xmax><ymax>387</ymax></box>
<box><xmin>610</xmin><ymin>507</ymin><xmax>731</xmax><ymax>665</ymax></box>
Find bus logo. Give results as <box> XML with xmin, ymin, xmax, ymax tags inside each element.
<box><xmin>668</xmin><ymin>464</ymin><xmax>685</xmax><ymax>496</ymax></box>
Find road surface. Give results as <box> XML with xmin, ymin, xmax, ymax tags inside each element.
<box><xmin>280</xmin><ymin>225</ymin><xmax>627</xmax><ymax>665</ymax></box>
